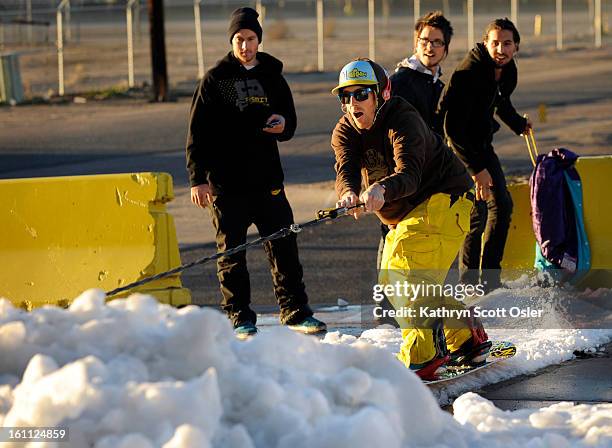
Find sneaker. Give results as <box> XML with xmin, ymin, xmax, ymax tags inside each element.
<box><xmin>287</xmin><ymin>316</ymin><xmax>327</xmax><ymax>334</ymax></box>
<box><xmin>411</xmin><ymin>355</ymin><xmax>450</xmax><ymax>381</ymax></box>
<box><xmin>234</xmin><ymin>322</ymin><xmax>258</xmax><ymax>340</ymax></box>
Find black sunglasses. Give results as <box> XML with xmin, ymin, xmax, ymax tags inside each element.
<box><xmin>338</xmin><ymin>87</ymin><xmax>374</xmax><ymax>105</ymax></box>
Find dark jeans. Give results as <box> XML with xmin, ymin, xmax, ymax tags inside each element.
<box><xmin>459</xmin><ymin>153</ymin><xmax>513</xmax><ymax>289</ymax></box>
<box><xmin>209</xmin><ymin>189</ymin><xmax>312</xmax><ymax>327</ymax></box>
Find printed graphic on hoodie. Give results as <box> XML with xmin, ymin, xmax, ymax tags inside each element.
<box><xmin>216</xmin><ymin>78</ymin><xmax>269</xmax><ymax>111</ymax></box>
<box><xmin>235</xmin><ymin>79</ymin><xmax>268</xmax><ymax>111</ymax></box>
<box><xmin>363</xmin><ymin>147</ymin><xmax>389</xmax><ymax>184</ymax></box>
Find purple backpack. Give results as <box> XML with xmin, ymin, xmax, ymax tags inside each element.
<box><xmin>529</xmin><ymin>148</ymin><xmax>582</xmax><ymax>272</ymax></box>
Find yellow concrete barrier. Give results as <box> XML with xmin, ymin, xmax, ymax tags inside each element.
<box><xmin>503</xmin><ymin>156</ymin><xmax>612</xmax><ymax>286</ymax></box>
<box><xmin>0</xmin><ymin>172</ymin><xmax>191</xmax><ymax>309</ymax></box>
<box><xmin>502</xmin><ymin>182</ymin><xmax>536</xmax><ymax>272</ymax></box>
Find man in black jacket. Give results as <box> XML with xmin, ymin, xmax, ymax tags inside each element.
<box><xmin>390</xmin><ymin>10</ymin><xmax>453</xmax><ymax>135</ymax></box>
<box><xmin>440</xmin><ymin>18</ymin><xmax>532</xmax><ymax>290</ymax></box>
<box><xmin>186</xmin><ymin>7</ymin><xmax>325</xmax><ymax>339</ymax></box>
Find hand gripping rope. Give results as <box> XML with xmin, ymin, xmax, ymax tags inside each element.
<box><xmin>105</xmin><ymin>203</ymin><xmax>365</xmax><ymax>298</ymax></box>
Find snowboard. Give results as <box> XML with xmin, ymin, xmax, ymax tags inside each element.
<box><xmin>423</xmin><ymin>340</ymin><xmax>517</xmax><ymax>385</ymax></box>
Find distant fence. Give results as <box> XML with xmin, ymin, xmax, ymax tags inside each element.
<box><xmin>0</xmin><ymin>0</ymin><xmax>609</xmax><ymax>99</ymax></box>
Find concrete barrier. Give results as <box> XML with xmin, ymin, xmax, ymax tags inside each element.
<box><xmin>503</xmin><ymin>156</ymin><xmax>612</xmax><ymax>286</ymax></box>
<box><xmin>502</xmin><ymin>182</ymin><xmax>536</xmax><ymax>272</ymax></box>
<box><xmin>0</xmin><ymin>172</ymin><xmax>191</xmax><ymax>309</ymax></box>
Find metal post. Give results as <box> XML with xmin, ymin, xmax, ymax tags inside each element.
<box><xmin>368</xmin><ymin>0</ymin><xmax>375</xmax><ymax>60</ymax></box>
<box><xmin>467</xmin><ymin>0</ymin><xmax>474</xmax><ymax>50</ymax></box>
<box><xmin>442</xmin><ymin>0</ymin><xmax>450</xmax><ymax>18</ymax></box>
<box><xmin>534</xmin><ymin>14</ymin><xmax>542</xmax><ymax>37</ymax></box>
<box><xmin>316</xmin><ymin>0</ymin><xmax>324</xmax><ymax>72</ymax></box>
<box><xmin>193</xmin><ymin>0</ymin><xmax>204</xmax><ymax>79</ymax></box>
<box><xmin>595</xmin><ymin>0</ymin><xmax>602</xmax><ymax>48</ymax></box>
<box><xmin>344</xmin><ymin>0</ymin><xmax>353</xmax><ymax>16</ymax></box>
<box><xmin>414</xmin><ymin>0</ymin><xmax>420</xmax><ymax>22</ymax></box>
<box><xmin>56</xmin><ymin>0</ymin><xmax>69</xmax><ymax>96</ymax></box>
<box><xmin>556</xmin><ymin>0</ymin><xmax>563</xmax><ymax>50</ymax></box>
<box><xmin>382</xmin><ymin>0</ymin><xmax>390</xmax><ymax>31</ymax></box>
<box><xmin>511</xmin><ymin>0</ymin><xmax>518</xmax><ymax>26</ymax></box>
<box><xmin>26</xmin><ymin>0</ymin><xmax>33</xmax><ymax>44</ymax></box>
<box><xmin>127</xmin><ymin>0</ymin><xmax>137</xmax><ymax>88</ymax></box>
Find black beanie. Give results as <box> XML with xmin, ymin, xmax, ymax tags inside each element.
<box><xmin>228</xmin><ymin>7</ymin><xmax>263</xmax><ymax>43</ymax></box>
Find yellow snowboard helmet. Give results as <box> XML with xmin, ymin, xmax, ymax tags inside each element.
<box><xmin>332</xmin><ymin>59</ymin><xmax>391</xmax><ymax>103</ymax></box>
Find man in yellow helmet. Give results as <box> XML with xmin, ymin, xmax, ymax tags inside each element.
<box><xmin>331</xmin><ymin>59</ymin><xmax>490</xmax><ymax>380</ymax></box>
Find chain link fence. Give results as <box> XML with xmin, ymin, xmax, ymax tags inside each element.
<box><xmin>0</xmin><ymin>0</ymin><xmax>610</xmax><ymax>99</ymax></box>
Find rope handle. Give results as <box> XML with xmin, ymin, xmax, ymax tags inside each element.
<box><xmin>317</xmin><ymin>203</ymin><xmax>365</xmax><ymax>219</ymax></box>
<box><xmin>522</xmin><ymin>114</ymin><xmax>539</xmax><ymax>167</ymax></box>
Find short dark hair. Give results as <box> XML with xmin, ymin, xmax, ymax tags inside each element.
<box><xmin>483</xmin><ymin>18</ymin><xmax>521</xmax><ymax>46</ymax></box>
<box><xmin>414</xmin><ymin>11</ymin><xmax>453</xmax><ymax>53</ymax></box>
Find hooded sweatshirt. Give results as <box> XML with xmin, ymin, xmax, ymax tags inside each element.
<box><xmin>332</xmin><ymin>96</ymin><xmax>472</xmax><ymax>225</ymax></box>
<box><xmin>185</xmin><ymin>51</ymin><xmax>297</xmax><ymax>194</ymax></box>
<box><xmin>390</xmin><ymin>55</ymin><xmax>444</xmax><ymax>134</ymax></box>
<box><xmin>439</xmin><ymin>43</ymin><xmax>527</xmax><ymax>175</ymax></box>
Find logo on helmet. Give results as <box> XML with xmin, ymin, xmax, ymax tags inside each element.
<box><xmin>347</xmin><ymin>68</ymin><xmax>368</xmax><ymax>79</ymax></box>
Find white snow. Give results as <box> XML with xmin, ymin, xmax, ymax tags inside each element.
<box><xmin>0</xmin><ymin>287</ymin><xmax>610</xmax><ymax>447</ymax></box>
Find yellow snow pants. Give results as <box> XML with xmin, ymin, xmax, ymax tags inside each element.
<box><xmin>379</xmin><ymin>193</ymin><xmax>474</xmax><ymax>368</ymax></box>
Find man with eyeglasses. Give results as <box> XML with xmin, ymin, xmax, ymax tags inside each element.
<box><xmin>440</xmin><ymin>18</ymin><xmax>532</xmax><ymax>291</ymax></box>
<box><xmin>390</xmin><ymin>11</ymin><xmax>453</xmax><ymax>135</ymax></box>
<box><xmin>331</xmin><ymin>59</ymin><xmax>491</xmax><ymax>380</ymax></box>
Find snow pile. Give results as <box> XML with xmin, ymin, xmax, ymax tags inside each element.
<box><xmin>454</xmin><ymin>393</ymin><xmax>612</xmax><ymax>447</ymax></box>
<box><xmin>0</xmin><ymin>289</ymin><xmax>610</xmax><ymax>447</ymax></box>
<box><xmin>0</xmin><ymin>290</ymin><xmax>449</xmax><ymax>447</ymax></box>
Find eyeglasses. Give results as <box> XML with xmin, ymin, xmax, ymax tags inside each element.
<box><xmin>338</xmin><ymin>87</ymin><xmax>374</xmax><ymax>104</ymax></box>
<box><xmin>417</xmin><ymin>37</ymin><xmax>446</xmax><ymax>48</ymax></box>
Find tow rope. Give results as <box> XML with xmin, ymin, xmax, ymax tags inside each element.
<box><xmin>105</xmin><ymin>203</ymin><xmax>365</xmax><ymax>298</ymax></box>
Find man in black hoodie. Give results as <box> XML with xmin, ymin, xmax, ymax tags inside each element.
<box><xmin>440</xmin><ymin>18</ymin><xmax>532</xmax><ymax>290</ymax></box>
<box><xmin>186</xmin><ymin>7</ymin><xmax>326</xmax><ymax>339</ymax></box>
<box><xmin>390</xmin><ymin>10</ymin><xmax>453</xmax><ymax>135</ymax></box>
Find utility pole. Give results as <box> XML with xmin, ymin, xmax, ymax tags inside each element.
<box><xmin>368</xmin><ymin>0</ymin><xmax>375</xmax><ymax>61</ymax></box>
<box><xmin>148</xmin><ymin>0</ymin><xmax>168</xmax><ymax>101</ymax></box>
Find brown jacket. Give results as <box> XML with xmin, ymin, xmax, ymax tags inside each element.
<box><xmin>332</xmin><ymin>96</ymin><xmax>472</xmax><ymax>225</ymax></box>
